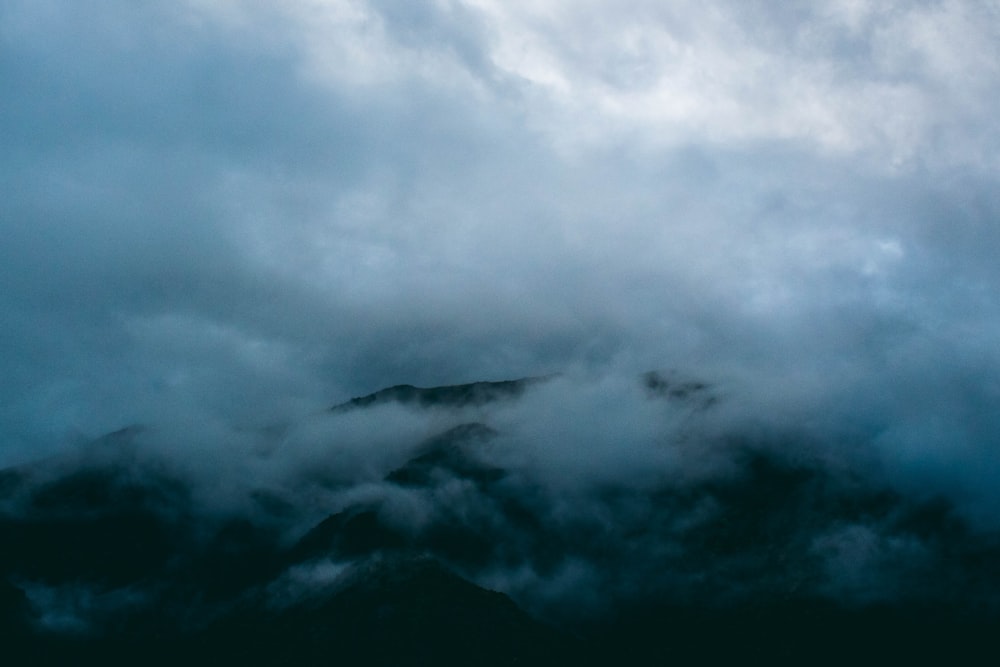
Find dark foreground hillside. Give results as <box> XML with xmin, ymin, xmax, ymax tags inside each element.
<box><xmin>3</xmin><ymin>376</ymin><xmax>999</xmax><ymax>665</ymax></box>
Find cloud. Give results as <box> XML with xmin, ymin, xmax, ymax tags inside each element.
<box><xmin>1</xmin><ymin>0</ymin><xmax>999</xmax><ymax>553</ymax></box>
<box><xmin>4</xmin><ymin>369</ymin><xmax>1000</xmax><ymax>645</ymax></box>
<box><xmin>408</xmin><ymin>1</ymin><xmax>982</xmax><ymax>164</ymax></box>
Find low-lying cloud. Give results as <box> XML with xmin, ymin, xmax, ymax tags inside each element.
<box><xmin>4</xmin><ymin>370</ymin><xmax>1000</xmax><ymax>641</ymax></box>
<box><xmin>2</xmin><ymin>1</ymin><xmax>1000</xmax><ymax>652</ymax></box>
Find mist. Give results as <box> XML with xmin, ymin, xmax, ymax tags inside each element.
<box><xmin>3</xmin><ymin>1</ymin><xmax>1000</xmax><ymax>661</ymax></box>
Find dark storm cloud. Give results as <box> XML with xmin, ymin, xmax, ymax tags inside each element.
<box><xmin>2</xmin><ymin>0</ymin><xmax>1000</xmax><ymax>536</ymax></box>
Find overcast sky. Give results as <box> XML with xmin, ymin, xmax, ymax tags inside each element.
<box><xmin>3</xmin><ymin>0</ymin><xmax>1000</xmax><ymax>492</ymax></box>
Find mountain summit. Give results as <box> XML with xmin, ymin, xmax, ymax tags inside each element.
<box><xmin>329</xmin><ymin>376</ymin><xmax>551</xmax><ymax>413</ymax></box>
<box><xmin>2</xmin><ymin>372</ymin><xmax>999</xmax><ymax>664</ymax></box>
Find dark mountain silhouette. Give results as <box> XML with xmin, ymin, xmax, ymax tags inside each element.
<box><xmin>386</xmin><ymin>422</ymin><xmax>504</xmax><ymax>488</ymax></box>
<box><xmin>290</xmin><ymin>505</ymin><xmax>410</xmax><ymax>562</ymax></box>
<box><xmin>330</xmin><ymin>376</ymin><xmax>550</xmax><ymax>412</ymax></box>
<box><xmin>2</xmin><ymin>373</ymin><xmax>1000</xmax><ymax>664</ymax></box>
<box><xmin>0</xmin><ymin>579</ymin><xmax>29</xmax><ymax>635</ymax></box>
<box><xmin>642</xmin><ymin>369</ymin><xmax>719</xmax><ymax>409</ymax></box>
<box><xmin>195</xmin><ymin>555</ymin><xmax>576</xmax><ymax>667</ymax></box>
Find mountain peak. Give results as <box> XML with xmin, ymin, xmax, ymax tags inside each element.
<box><xmin>329</xmin><ymin>376</ymin><xmax>552</xmax><ymax>413</ymax></box>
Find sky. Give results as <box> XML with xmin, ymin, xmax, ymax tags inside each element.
<box><xmin>6</xmin><ymin>2</ymin><xmax>1000</xmax><ymax>643</ymax></box>
<box><xmin>3</xmin><ymin>0</ymin><xmax>1000</xmax><ymax>506</ymax></box>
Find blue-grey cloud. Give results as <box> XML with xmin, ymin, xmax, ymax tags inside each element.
<box><xmin>1</xmin><ymin>0</ymin><xmax>999</xmax><ymax>533</ymax></box>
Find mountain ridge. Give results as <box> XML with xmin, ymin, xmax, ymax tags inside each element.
<box><xmin>329</xmin><ymin>375</ymin><xmax>553</xmax><ymax>413</ymax></box>
<box><xmin>2</xmin><ymin>371</ymin><xmax>999</xmax><ymax>664</ymax></box>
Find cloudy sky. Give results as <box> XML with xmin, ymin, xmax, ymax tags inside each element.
<box><xmin>3</xmin><ymin>0</ymin><xmax>1000</xmax><ymax>502</ymax></box>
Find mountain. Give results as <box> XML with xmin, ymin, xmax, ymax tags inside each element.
<box><xmin>329</xmin><ymin>376</ymin><xmax>550</xmax><ymax>412</ymax></box>
<box><xmin>196</xmin><ymin>555</ymin><xmax>575</xmax><ymax>667</ymax></box>
<box><xmin>2</xmin><ymin>373</ymin><xmax>1000</xmax><ymax>664</ymax></box>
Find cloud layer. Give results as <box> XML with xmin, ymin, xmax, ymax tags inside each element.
<box><xmin>2</xmin><ymin>0</ymin><xmax>1000</xmax><ymax>531</ymax></box>
<box><xmin>4</xmin><ymin>373</ymin><xmax>1000</xmax><ymax>657</ymax></box>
